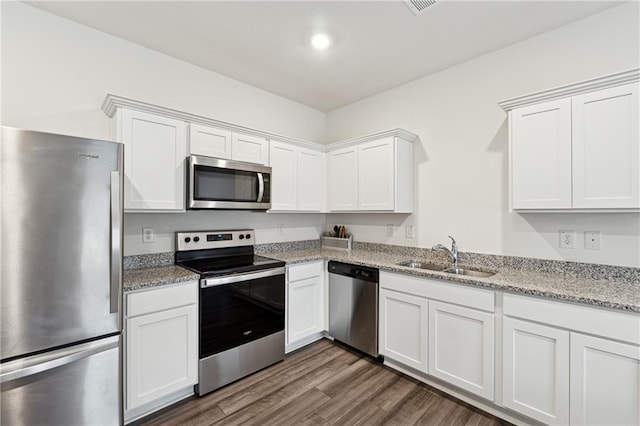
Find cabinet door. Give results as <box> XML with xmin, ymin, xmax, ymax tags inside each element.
<box><xmin>126</xmin><ymin>304</ymin><xmax>197</xmax><ymax>410</ymax></box>
<box><xmin>358</xmin><ymin>137</ymin><xmax>395</xmax><ymax>210</ymax></box>
<box><xmin>379</xmin><ymin>288</ymin><xmax>428</xmax><ymax>372</ymax></box>
<box><xmin>232</xmin><ymin>133</ymin><xmax>269</xmax><ymax>164</ymax></box>
<box><xmin>120</xmin><ymin>109</ymin><xmax>187</xmax><ymax>211</ymax></box>
<box><xmin>428</xmin><ymin>300</ymin><xmax>494</xmax><ymax>400</ymax></box>
<box><xmin>511</xmin><ymin>99</ymin><xmax>572</xmax><ymax>209</ymax></box>
<box><xmin>189</xmin><ymin>123</ymin><xmax>231</xmax><ymax>159</ymax></box>
<box><xmin>570</xmin><ymin>333</ymin><xmax>640</xmax><ymax>426</ymax></box>
<box><xmin>297</xmin><ymin>148</ymin><xmax>325</xmax><ymax>211</ymax></box>
<box><xmin>269</xmin><ymin>141</ymin><xmax>298</xmax><ymax>210</ymax></box>
<box><xmin>502</xmin><ymin>317</ymin><xmax>570</xmax><ymax>425</ymax></box>
<box><xmin>287</xmin><ymin>276</ymin><xmax>324</xmax><ymax>345</ymax></box>
<box><xmin>572</xmin><ymin>83</ymin><xmax>639</xmax><ymax>208</ymax></box>
<box><xmin>328</xmin><ymin>146</ymin><xmax>358</xmax><ymax>211</ymax></box>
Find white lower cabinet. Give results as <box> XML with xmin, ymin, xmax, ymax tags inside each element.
<box><xmin>570</xmin><ymin>333</ymin><xmax>640</xmax><ymax>426</ymax></box>
<box><xmin>503</xmin><ymin>293</ymin><xmax>640</xmax><ymax>426</ymax></box>
<box><xmin>428</xmin><ymin>300</ymin><xmax>494</xmax><ymax>400</ymax></box>
<box><xmin>379</xmin><ymin>288</ymin><xmax>428</xmax><ymax>372</ymax></box>
<box><xmin>286</xmin><ymin>261</ymin><xmax>325</xmax><ymax>352</ymax></box>
<box><xmin>502</xmin><ymin>317</ymin><xmax>570</xmax><ymax>425</ymax></box>
<box><xmin>124</xmin><ymin>281</ymin><xmax>198</xmax><ymax>422</ymax></box>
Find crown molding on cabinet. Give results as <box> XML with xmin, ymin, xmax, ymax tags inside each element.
<box><xmin>328</xmin><ymin>128</ymin><xmax>419</xmax><ymax>150</ymax></box>
<box><xmin>102</xmin><ymin>93</ymin><xmax>418</xmax><ymax>152</ymax></box>
<box><xmin>102</xmin><ymin>93</ymin><xmax>324</xmax><ymax>150</ymax></box>
<box><xmin>498</xmin><ymin>68</ymin><xmax>640</xmax><ymax>111</ymax></box>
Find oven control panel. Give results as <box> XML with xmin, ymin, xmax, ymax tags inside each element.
<box><xmin>176</xmin><ymin>229</ymin><xmax>255</xmax><ymax>251</ymax></box>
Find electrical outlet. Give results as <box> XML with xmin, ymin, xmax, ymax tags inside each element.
<box><xmin>559</xmin><ymin>230</ymin><xmax>575</xmax><ymax>249</ymax></box>
<box><xmin>585</xmin><ymin>231</ymin><xmax>601</xmax><ymax>250</ymax></box>
<box><xmin>277</xmin><ymin>223</ymin><xmax>284</xmax><ymax>235</ymax></box>
<box><xmin>142</xmin><ymin>227</ymin><xmax>155</xmax><ymax>243</ymax></box>
<box><xmin>387</xmin><ymin>224</ymin><xmax>394</xmax><ymax>237</ymax></box>
<box><xmin>405</xmin><ymin>225</ymin><xmax>414</xmax><ymax>239</ymax></box>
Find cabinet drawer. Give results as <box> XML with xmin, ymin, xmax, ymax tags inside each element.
<box><xmin>288</xmin><ymin>261</ymin><xmax>323</xmax><ymax>282</ymax></box>
<box><xmin>503</xmin><ymin>293</ymin><xmax>640</xmax><ymax>345</ymax></box>
<box><xmin>126</xmin><ymin>281</ymin><xmax>198</xmax><ymax>317</ymax></box>
<box><xmin>380</xmin><ymin>271</ymin><xmax>494</xmax><ymax>312</ymax></box>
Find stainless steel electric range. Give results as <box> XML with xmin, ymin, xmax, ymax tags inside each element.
<box><xmin>175</xmin><ymin>229</ymin><xmax>285</xmax><ymax>396</ymax></box>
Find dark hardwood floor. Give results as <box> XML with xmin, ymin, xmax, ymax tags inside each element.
<box><xmin>138</xmin><ymin>339</ymin><xmax>510</xmax><ymax>426</ymax></box>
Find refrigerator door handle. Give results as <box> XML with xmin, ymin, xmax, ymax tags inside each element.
<box><xmin>0</xmin><ymin>335</ymin><xmax>119</xmax><ymax>383</ymax></box>
<box><xmin>110</xmin><ymin>170</ymin><xmax>122</xmax><ymax>314</ymax></box>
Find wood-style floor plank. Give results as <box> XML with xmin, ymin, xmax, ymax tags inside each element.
<box><xmin>136</xmin><ymin>339</ymin><xmax>511</xmax><ymax>426</ymax></box>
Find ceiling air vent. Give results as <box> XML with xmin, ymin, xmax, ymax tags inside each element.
<box><xmin>404</xmin><ymin>0</ymin><xmax>438</xmax><ymax>16</ymax></box>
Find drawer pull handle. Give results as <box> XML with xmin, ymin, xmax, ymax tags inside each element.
<box><xmin>243</xmin><ymin>330</ymin><xmax>253</xmax><ymax>336</ymax></box>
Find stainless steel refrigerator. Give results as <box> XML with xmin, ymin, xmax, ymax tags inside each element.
<box><xmin>0</xmin><ymin>127</ymin><xmax>124</xmax><ymax>425</ymax></box>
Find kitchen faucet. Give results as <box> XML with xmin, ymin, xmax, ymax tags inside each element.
<box><xmin>433</xmin><ymin>236</ymin><xmax>459</xmax><ymax>264</ymax></box>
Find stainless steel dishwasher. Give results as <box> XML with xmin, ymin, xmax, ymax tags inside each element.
<box><xmin>328</xmin><ymin>261</ymin><xmax>379</xmax><ymax>357</ymax></box>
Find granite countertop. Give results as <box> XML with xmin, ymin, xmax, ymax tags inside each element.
<box><xmin>123</xmin><ymin>265</ymin><xmax>199</xmax><ymax>291</ymax></box>
<box><xmin>122</xmin><ymin>245</ymin><xmax>640</xmax><ymax>313</ymax></box>
<box><xmin>264</xmin><ymin>248</ymin><xmax>640</xmax><ymax>313</ymax></box>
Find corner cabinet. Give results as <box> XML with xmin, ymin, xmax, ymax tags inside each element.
<box><xmin>500</xmin><ymin>70</ymin><xmax>640</xmax><ymax>211</ymax></box>
<box><xmin>124</xmin><ymin>281</ymin><xmax>198</xmax><ymax>423</ymax></box>
<box><xmin>327</xmin><ymin>130</ymin><xmax>416</xmax><ymax>212</ymax></box>
<box><xmin>269</xmin><ymin>140</ymin><xmax>325</xmax><ymax>212</ymax></box>
<box><xmin>113</xmin><ymin>109</ymin><xmax>187</xmax><ymax>212</ymax></box>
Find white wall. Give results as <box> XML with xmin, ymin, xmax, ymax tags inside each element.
<box><xmin>326</xmin><ymin>2</ymin><xmax>640</xmax><ymax>267</ymax></box>
<box><xmin>3</xmin><ymin>2</ymin><xmax>640</xmax><ymax>265</ymax></box>
<box><xmin>1</xmin><ymin>2</ymin><xmax>325</xmax><ymax>144</ymax></box>
<box><xmin>1</xmin><ymin>2</ymin><xmax>327</xmax><ymax>255</ymax></box>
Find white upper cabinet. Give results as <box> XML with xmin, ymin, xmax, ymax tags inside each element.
<box><xmin>116</xmin><ymin>109</ymin><xmax>187</xmax><ymax>212</ymax></box>
<box><xmin>358</xmin><ymin>137</ymin><xmax>395</xmax><ymax>210</ymax></box>
<box><xmin>297</xmin><ymin>147</ymin><xmax>325</xmax><ymax>211</ymax></box>
<box><xmin>328</xmin><ymin>145</ymin><xmax>359</xmax><ymax>211</ymax></box>
<box><xmin>501</xmin><ymin>71</ymin><xmax>640</xmax><ymax>211</ymax></box>
<box><xmin>188</xmin><ymin>122</ymin><xmax>268</xmax><ymax>165</ymax></box>
<box><xmin>269</xmin><ymin>141</ymin><xmax>298</xmax><ymax>211</ymax></box>
<box><xmin>232</xmin><ymin>132</ymin><xmax>269</xmax><ymax>165</ymax></box>
<box><xmin>572</xmin><ymin>84</ymin><xmax>639</xmax><ymax>208</ymax></box>
<box><xmin>269</xmin><ymin>141</ymin><xmax>325</xmax><ymax>212</ymax></box>
<box><xmin>327</xmin><ymin>130</ymin><xmax>415</xmax><ymax>212</ymax></box>
<box><xmin>189</xmin><ymin>123</ymin><xmax>232</xmax><ymax>159</ymax></box>
<box><xmin>511</xmin><ymin>99</ymin><xmax>572</xmax><ymax>209</ymax></box>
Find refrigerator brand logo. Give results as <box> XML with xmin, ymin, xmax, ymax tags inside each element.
<box><xmin>78</xmin><ymin>153</ymin><xmax>100</xmax><ymax>160</ymax></box>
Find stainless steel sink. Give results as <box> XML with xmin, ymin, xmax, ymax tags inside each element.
<box><xmin>396</xmin><ymin>260</ymin><xmax>448</xmax><ymax>272</ymax></box>
<box><xmin>444</xmin><ymin>267</ymin><xmax>495</xmax><ymax>278</ymax></box>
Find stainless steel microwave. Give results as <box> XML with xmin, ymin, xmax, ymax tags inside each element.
<box><xmin>187</xmin><ymin>155</ymin><xmax>271</xmax><ymax>210</ymax></box>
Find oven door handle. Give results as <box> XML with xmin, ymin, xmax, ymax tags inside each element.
<box><xmin>201</xmin><ymin>267</ymin><xmax>285</xmax><ymax>288</ymax></box>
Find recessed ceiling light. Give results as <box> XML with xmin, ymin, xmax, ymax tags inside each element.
<box><xmin>310</xmin><ymin>33</ymin><xmax>331</xmax><ymax>50</ymax></box>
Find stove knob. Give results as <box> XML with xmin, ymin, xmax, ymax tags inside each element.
<box><xmin>245</xmin><ymin>234</ymin><xmax>251</xmax><ymax>239</ymax></box>
<box><xmin>194</xmin><ymin>236</ymin><xmax>200</xmax><ymax>242</ymax></box>
<box><xmin>184</xmin><ymin>237</ymin><xmax>191</xmax><ymax>243</ymax></box>
<box><xmin>239</xmin><ymin>234</ymin><xmax>245</xmax><ymax>240</ymax></box>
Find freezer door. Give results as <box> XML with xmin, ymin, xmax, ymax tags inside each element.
<box><xmin>1</xmin><ymin>127</ymin><xmax>123</xmax><ymax>360</ymax></box>
<box><xmin>0</xmin><ymin>335</ymin><xmax>122</xmax><ymax>426</ymax></box>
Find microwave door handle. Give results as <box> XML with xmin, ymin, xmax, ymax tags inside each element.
<box><xmin>257</xmin><ymin>172</ymin><xmax>264</xmax><ymax>202</ymax></box>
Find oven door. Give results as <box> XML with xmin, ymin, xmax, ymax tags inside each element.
<box><xmin>188</xmin><ymin>155</ymin><xmax>271</xmax><ymax>210</ymax></box>
<box><xmin>200</xmin><ymin>268</ymin><xmax>285</xmax><ymax>359</ymax></box>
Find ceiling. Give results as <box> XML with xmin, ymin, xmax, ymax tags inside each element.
<box><xmin>27</xmin><ymin>1</ymin><xmax>622</xmax><ymax>112</ymax></box>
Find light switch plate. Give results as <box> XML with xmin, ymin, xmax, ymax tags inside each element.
<box><xmin>387</xmin><ymin>224</ymin><xmax>394</xmax><ymax>237</ymax></box>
